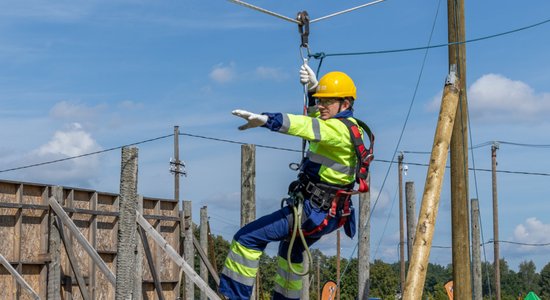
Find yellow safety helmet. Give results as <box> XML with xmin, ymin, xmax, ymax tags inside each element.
<box><xmin>312</xmin><ymin>71</ymin><xmax>357</xmax><ymax>100</ymax></box>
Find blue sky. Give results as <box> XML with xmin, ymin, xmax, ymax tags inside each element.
<box><xmin>1</xmin><ymin>0</ymin><xmax>550</xmax><ymax>273</ymax></box>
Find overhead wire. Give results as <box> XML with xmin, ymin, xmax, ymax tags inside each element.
<box><xmin>309</xmin><ymin>16</ymin><xmax>550</xmax><ymax>57</ymax></box>
<box><xmin>3</xmin><ymin>132</ymin><xmax>550</xmax><ymax>176</ymax></box>
<box><xmin>0</xmin><ymin>134</ymin><xmax>174</xmax><ymax>174</ymax></box>
<box><xmin>372</xmin><ymin>185</ymin><xmax>399</xmax><ymax>260</ymax></box>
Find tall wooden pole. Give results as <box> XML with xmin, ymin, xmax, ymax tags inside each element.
<box><xmin>448</xmin><ymin>0</ymin><xmax>472</xmax><ymax>298</ymax></box>
<box><xmin>471</xmin><ymin>199</ymin><xmax>482</xmax><ymax>300</ymax></box>
<box><xmin>403</xmin><ymin>71</ymin><xmax>460</xmax><ymax>299</ymax></box>
<box><xmin>183</xmin><ymin>201</ymin><xmax>194</xmax><ymax>300</ymax></box>
<box><xmin>301</xmin><ymin>251</ymin><xmax>310</xmax><ymax>300</ymax></box>
<box><xmin>241</xmin><ymin>144</ymin><xmax>257</xmax><ymax>299</ymax></box>
<box><xmin>174</xmin><ymin>126</ymin><xmax>180</xmax><ymax>202</ymax></box>
<box><xmin>405</xmin><ymin>181</ymin><xmax>417</xmax><ymax>262</ymax></box>
<box><xmin>173</xmin><ymin>125</ymin><xmax>183</xmax><ymax>299</ymax></box>
<box><xmin>200</xmin><ymin>206</ymin><xmax>209</xmax><ymax>300</ymax></box>
<box><xmin>358</xmin><ymin>177</ymin><xmax>371</xmax><ymax>300</ymax></box>
<box><xmin>492</xmin><ymin>143</ymin><xmax>501</xmax><ymax>300</ymax></box>
<box><xmin>317</xmin><ymin>256</ymin><xmax>321</xmax><ymax>300</ymax></box>
<box><xmin>398</xmin><ymin>153</ymin><xmax>405</xmax><ymax>296</ymax></box>
<box><xmin>336</xmin><ymin>230</ymin><xmax>341</xmax><ymax>300</ymax></box>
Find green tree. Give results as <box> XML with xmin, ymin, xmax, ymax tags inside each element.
<box><xmin>370</xmin><ymin>259</ymin><xmax>399</xmax><ymax>299</ymax></box>
<box><xmin>539</xmin><ymin>262</ymin><xmax>550</xmax><ymax>298</ymax></box>
<box><xmin>518</xmin><ymin>260</ymin><xmax>540</xmax><ymax>295</ymax></box>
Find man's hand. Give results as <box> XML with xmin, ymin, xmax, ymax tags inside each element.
<box><xmin>232</xmin><ymin>109</ymin><xmax>268</xmax><ymax>130</ymax></box>
<box><xmin>300</xmin><ymin>64</ymin><xmax>318</xmax><ymax>92</ymax></box>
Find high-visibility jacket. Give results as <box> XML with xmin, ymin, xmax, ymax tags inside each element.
<box><xmin>263</xmin><ymin>109</ymin><xmax>362</xmax><ymax>187</ymax></box>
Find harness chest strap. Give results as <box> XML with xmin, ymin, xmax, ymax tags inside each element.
<box><xmin>338</xmin><ymin>118</ymin><xmax>375</xmax><ymax>193</ymax></box>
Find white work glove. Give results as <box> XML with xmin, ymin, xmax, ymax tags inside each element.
<box><xmin>232</xmin><ymin>109</ymin><xmax>268</xmax><ymax>130</ymax></box>
<box><xmin>300</xmin><ymin>63</ymin><xmax>318</xmax><ymax>92</ymax></box>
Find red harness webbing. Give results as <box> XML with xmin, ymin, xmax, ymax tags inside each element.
<box><xmin>301</xmin><ymin>118</ymin><xmax>374</xmax><ymax>236</ymax></box>
<box><xmin>302</xmin><ymin>191</ymin><xmax>352</xmax><ymax>236</ymax></box>
<box><xmin>338</xmin><ymin>118</ymin><xmax>375</xmax><ymax>193</ymax></box>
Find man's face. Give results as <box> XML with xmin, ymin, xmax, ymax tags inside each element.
<box><xmin>316</xmin><ymin>98</ymin><xmax>349</xmax><ymax>120</ymax></box>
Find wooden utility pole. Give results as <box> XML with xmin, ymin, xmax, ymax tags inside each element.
<box><xmin>398</xmin><ymin>153</ymin><xmax>405</xmax><ymax>296</ymax></box>
<box><xmin>471</xmin><ymin>199</ymin><xmax>482</xmax><ymax>300</ymax></box>
<box><xmin>358</xmin><ymin>179</ymin><xmax>371</xmax><ymax>300</ymax></box>
<box><xmin>448</xmin><ymin>0</ymin><xmax>472</xmax><ymax>298</ymax></box>
<box><xmin>492</xmin><ymin>143</ymin><xmax>501</xmax><ymax>300</ymax></box>
<box><xmin>403</xmin><ymin>70</ymin><xmax>460</xmax><ymax>299</ymax></box>
<box><xmin>174</xmin><ymin>125</ymin><xmax>181</xmax><ymax>202</ymax></box>
<box><xmin>116</xmin><ymin>146</ymin><xmax>139</xmax><ymax>300</ymax></box>
<box><xmin>241</xmin><ymin>144</ymin><xmax>257</xmax><ymax>299</ymax></box>
<box><xmin>336</xmin><ymin>229</ymin><xmax>341</xmax><ymax>300</ymax></box>
<box><xmin>405</xmin><ymin>181</ymin><xmax>416</xmax><ymax>262</ymax></box>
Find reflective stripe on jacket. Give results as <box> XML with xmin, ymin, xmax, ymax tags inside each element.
<box><xmin>263</xmin><ymin>109</ymin><xmax>363</xmax><ymax>186</ymax></box>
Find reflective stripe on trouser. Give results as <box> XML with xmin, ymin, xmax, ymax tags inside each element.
<box><xmin>273</xmin><ymin>256</ymin><xmax>303</xmax><ymax>300</ymax></box>
<box><xmin>220</xmin><ymin>240</ymin><xmax>261</xmax><ymax>299</ymax></box>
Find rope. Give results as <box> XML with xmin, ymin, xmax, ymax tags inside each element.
<box><xmin>309</xmin><ymin>16</ymin><xmax>550</xmax><ymax>58</ymax></box>
<box><xmin>224</xmin><ymin>0</ymin><xmax>299</xmax><ymax>24</ymax></box>
<box><xmin>226</xmin><ymin>0</ymin><xmax>387</xmax><ymax>25</ymax></box>
<box><xmin>310</xmin><ymin>0</ymin><xmax>386</xmax><ymax>23</ymax></box>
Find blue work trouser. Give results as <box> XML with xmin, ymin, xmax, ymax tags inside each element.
<box><xmin>219</xmin><ymin>199</ymin><xmax>348</xmax><ymax>300</ymax></box>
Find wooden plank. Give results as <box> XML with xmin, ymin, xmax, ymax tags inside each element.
<box><xmin>48</xmin><ymin>186</ymin><xmax>63</xmax><ymax>300</ymax></box>
<box><xmin>134</xmin><ymin>195</ymin><xmax>143</xmax><ymax>299</ymax></box>
<box><xmin>136</xmin><ymin>212</ymin><xmax>221</xmax><ymax>300</ymax></box>
<box><xmin>57</xmin><ymin>216</ymin><xmax>91</xmax><ymax>300</ymax></box>
<box><xmin>49</xmin><ymin>197</ymin><xmax>116</xmax><ymax>286</ymax></box>
<box><xmin>40</xmin><ymin>187</ymin><xmax>49</xmax><ymax>299</ymax></box>
<box><xmin>138</xmin><ymin>226</ymin><xmax>165</xmax><ymax>300</ymax></box>
<box><xmin>0</xmin><ymin>253</ymin><xmax>40</xmax><ymax>300</ymax></box>
<box><xmin>64</xmin><ymin>189</ymin><xmax>74</xmax><ymax>300</ymax></box>
<box><xmin>193</xmin><ymin>235</ymin><xmax>220</xmax><ymax>286</ymax></box>
<box><xmin>90</xmin><ymin>192</ymin><xmax>97</xmax><ymax>300</ymax></box>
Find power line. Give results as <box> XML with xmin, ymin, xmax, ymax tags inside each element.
<box><xmin>489</xmin><ymin>240</ymin><xmax>550</xmax><ymax>247</ymax></box>
<box><xmin>3</xmin><ymin>131</ymin><xmax>549</xmax><ymax>177</ymax></box>
<box><xmin>0</xmin><ymin>134</ymin><xmax>174</xmax><ymax>174</ymax></box>
<box><xmin>310</xmin><ymin>16</ymin><xmax>550</xmax><ymax>58</ymax></box>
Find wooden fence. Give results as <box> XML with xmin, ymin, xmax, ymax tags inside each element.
<box><xmin>0</xmin><ymin>179</ymin><xmax>180</xmax><ymax>299</ymax></box>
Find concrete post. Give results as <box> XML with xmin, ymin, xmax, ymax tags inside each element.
<box><xmin>116</xmin><ymin>147</ymin><xmax>139</xmax><ymax>300</ymax></box>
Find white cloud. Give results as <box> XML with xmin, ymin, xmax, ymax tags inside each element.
<box><xmin>502</xmin><ymin>217</ymin><xmax>550</xmax><ymax>258</ymax></box>
<box><xmin>427</xmin><ymin>74</ymin><xmax>550</xmax><ymax>123</ymax></box>
<box><xmin>18</xmin><ymin>123</ymin><xmax>103</xmax><ymax>187</ymax></box>
<box><xmin>255</xmin><ymin>66</ymin><xmax>288</xmax><ymax>81</ymax></box>
<box><xmin>513</xmin><ymin>217</ymin><xmax>550</xmax><ymax>245</ymax></box>
<box><xmin>210</xmin><ymin>63</ymin><xmax>236</xmax><ymax>83</ymax></box>
<box><xmin>37</xmin><ymin>123</ymin><xmax>100</xmax><ymax>157</ymax></box>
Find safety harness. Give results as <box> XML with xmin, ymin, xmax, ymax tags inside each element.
<box><xmin>284</xmin><ymin>117</ymin><xmax>374</xmax><ymax>275</ymax></box>
<box><xmin>301</xmin><ymin>117</ymin><xmax>374</xmax><ymax>236</ymax></box>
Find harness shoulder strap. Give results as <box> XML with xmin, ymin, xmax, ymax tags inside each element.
<box><xmin>338</xmin><ymin>117</ymin><xmax>375</xmax><ymax>193</ymax></box>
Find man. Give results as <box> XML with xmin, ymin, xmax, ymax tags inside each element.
<box><xmin>219</xmin><ymin>64</ymin><xmax>372</xmax><ymax>300</ymax></box>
